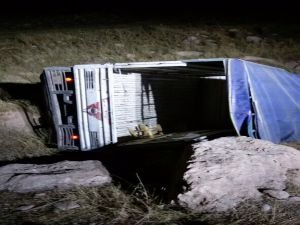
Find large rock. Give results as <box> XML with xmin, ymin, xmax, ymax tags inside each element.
<box><xmin>178</xmin><ymin>136</ymin><xmax>300</xmax><ymax>213</ymax></box>
<box><xmin>175</xmin><ymin>51</ymin><xmax>203</xmax><ymax>58</ymax></box>
<box><xmin>285</xmin><ymin>61</ymin><xmax>299</xmax><ymax>70</ymax></box>
<box><xmin>0</xmin><ymin>100</ymin><xmax>34</xmax><ymax>135</ymax></box>
<box><xmin>182</xmin><ymin>36</ymin><xmax>201</xmax><ymax>46</ymax></box>
<box><xmin>246</xmin><ymin>36</ymin><xmax>262</xmax><ymax>44</ymax></box>
<box><xmin>0</xmin><ymin>160</ymin><xmax>111</xmax><ymax>193</ymax></box>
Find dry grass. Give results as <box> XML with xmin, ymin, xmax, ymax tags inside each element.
<box><xmin>0</xmin><ymin>129</ymin><xmax>56</xmax><ymax>161</ymax></box>
<box><xmin>199</xmin><ymin>197</ymin><xmax>300</xmax><ymax>225</ymax></box>
<box><xmin>1</xmin><ymin>184</ymin><xmax>300</xmax><ymax>225</ymax></box>
<box><xmin>0</xmin><ymin>97</ymin><xmax>56</xmax><ymax>161</ymax></box>
<box><xmin>0</xmin><ymin>15</ymin><xmax>299</xmax><ymax>82</ymax></box>
<box><xmin>0</xmin><ymin>184</ymin><xmax>197</xmax><ymax>225</ymax></box>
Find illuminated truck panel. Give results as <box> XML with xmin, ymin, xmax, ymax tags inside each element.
<box><xmin>42</xmin><ymin>59</ymin><xmax>238</xmax><ymax>151</ymax></box>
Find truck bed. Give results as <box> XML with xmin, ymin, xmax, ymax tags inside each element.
<box><xmin>117</xmin><ymin>129</ymin><xmax>234</xmax><ymax>146</ymax></box>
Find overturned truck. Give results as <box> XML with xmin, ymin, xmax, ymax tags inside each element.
<box><xmin>41</xmin><ymin>58</ymin><xmax>300</xmax><ymax>151</ymax></box>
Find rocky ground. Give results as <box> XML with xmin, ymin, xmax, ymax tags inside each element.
<box><xmin>0</xmin><ymin>13</ymin><xmax>300</xmax><ymax>225</ymax></box>
<box><xmin>1</xmin><ymin>137</ymin><xmax>300</xmax><ymax>225</ymax></box>
<box><xmin>179</xmin><ymin>137</ymin><xmax>300</xmax><ymax>224</ymax></box>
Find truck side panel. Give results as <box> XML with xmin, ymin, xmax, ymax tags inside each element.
<box><xmin>73</xmin><ymin>65</ymin><xmax>116</xmax><ymax>150</ymax></box>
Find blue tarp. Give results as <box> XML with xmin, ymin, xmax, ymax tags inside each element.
<box><xmin>228</xmin><ymin>59</ymin><xmax>300</xmax><ymax>143</ymax></box>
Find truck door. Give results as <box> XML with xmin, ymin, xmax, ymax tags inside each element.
<box><xmin>73</xmin><ymin>64</ymin><xmax>117</xmax><ymax>150</ymax></box>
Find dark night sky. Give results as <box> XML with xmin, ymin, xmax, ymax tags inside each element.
<box><xmin>0</xmin><ymin>0</ymin><xmax>298</xmax><ymax>23</ymax></box>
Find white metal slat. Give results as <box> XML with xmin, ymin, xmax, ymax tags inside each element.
<box><xmin>107</xmin><ymin>66</ymin><xmax>118</xmax><ymax>144</ymax></box>
<box><xmin>100</xmin><ymin>67</ymin><xmax>112</xmax><ymax>145</ymax></box>
<box><xmin>74</xmin><ymin>67</ymin><xmax>85</xmax><ymax>149</ymax></box>
<box><xmin>81</xmin><ymin>68</ymin><xmax>91</xmax><ymax>150</ymax></box>
<box><xmin>75</xmin><ymin>66</ymin><xmax>91</xmax><ymax>150</ymax></box>
<box><xmin>95</xmin><ymin>68</ymin><xmax>104</xmax><ymax>148</ymax></box>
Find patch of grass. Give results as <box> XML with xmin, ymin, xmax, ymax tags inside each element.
<box><xmin>0</xmin><ymin>185</ymin><xmax>197</xmax><ymax>225</ymax></box>
<box><xmin>0</xmin><ymin>16</ymin><xmax>300</xmax><ymax>82</ymax></box>
<box><xmin>0</xmin><ymin>129</ymin><xmax>56</xmax><ymax>161</ymax></box>
<box><xmin>199</xmin><ymin>197</ymin><xmax>300</xmax><ymax>225</ymax></box>
<box><xmin>1</xmin><ymin>184</ymin><xmax>300</xmax><ymax>225</ymax></box>
<box><xmin>0</xmin><ymin>99</ymin><xmax>56</xmax><ymax>161</ymax></box>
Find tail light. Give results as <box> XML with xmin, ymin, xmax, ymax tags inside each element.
<box><xmin>65</xmin><ymin>77</ymin><xmax>73</xmax><ymax>82</ymax></box>
<box><xmin>71</xmin><ymin>135</ymin><xmax>79</xmax><ymax>140</ymax></box>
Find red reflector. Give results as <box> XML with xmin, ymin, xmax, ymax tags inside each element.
<box><xmin>65</xmin><ymin>77</ymin><xmax>73</xmax><ymax>82</ymax></box>
<box><xmin>71</xmin><ymin>135</ymin><xmax>79</xmax><ymax>140</ymax></box>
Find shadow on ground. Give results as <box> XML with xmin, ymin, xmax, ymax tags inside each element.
<box><xmin>0</xmin><ymin>82</ymin><xmax>195</xmax><ymax>200</ymax></box>
<box><xmin>0</xmin><ymin>82</ymin><xmax>234</xmax><ymax>201</ymax></box>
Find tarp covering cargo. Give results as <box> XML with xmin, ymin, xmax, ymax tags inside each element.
<box><xmin>228</xmin><ymin>59</ymin><xmax>300</xmax><ymax>143</ymax></box>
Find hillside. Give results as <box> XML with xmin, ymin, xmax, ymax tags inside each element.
<box><xmin>0</xmin><ymin>13</ymin><xmax>300</xmax><ymax>225</ymax></box>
